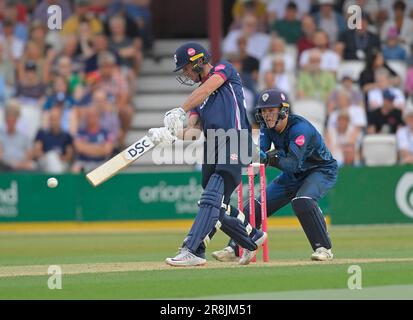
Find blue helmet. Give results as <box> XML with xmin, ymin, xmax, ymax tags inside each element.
<box><xmin>173</xmin><ymin>42</ymin><xmax>211</xmax><ymax>85</ymax></box>
<box><xmin>255</xmin><ymin>89</ymin><xmax>290</xmax><ymax>127</ymax></box>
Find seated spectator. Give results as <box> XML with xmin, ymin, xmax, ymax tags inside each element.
<box><xmin>296</xmin><ymin>14</ymin><xmax>317</xmax><ymax>60</ymax></box>
<box><xmin>405</xmin><ymin>61</ymin><xmax>413</xmax><ymax>99</ymax></box>
<box><xmin>236</xmin><ymin>36</ymin><xmax>260</xmax><ymax>95</ymax></box>
<box><xmin>367</xmin><ymin>89</ymin><xmax>404</xmax><ymax>134</ymax></box>
<box><xmin>313</xmin><ymin>0</ymin><xmax>346</xmax><ymax>45</ymax></box>
<box><xmin>396</xmin><ymin>108</ymin><xmax>413</xmax><ymax>164</ymax></box>
<box><xmin>367</xmin><ymin>68</ymin><xmax>406</xmax><ymax>111</ymax></box>
<box><xmin>0</xmin><ymin>19</ymin><xmax>25</xmax><ymax>60</ymax></box>
<box><xmin>59</xmin><ymin>34</ymin><xmax>84</xmax><ymax>73</ymax></box>
<box><xmin>259</xmin><ymin>36</ymin><xmax>295</xmax><ymax>79</ymax></box>
<box><xmin>0</xmin><ymin>41</ymin><xmax>15</xmax><ymax>103</ymax></box>
<box><xmin>327</xmin><ymin>90</ymin><xmax>367</xmax><ymax>130</ymax></box>
<box><xmin>358</xmin><ymin>49</ymin><xmax>400</xmax><ymax>93</ymax></box>
<box><xmin>55</xmin><ymin>55</ymin><xmax>84</xmax><ymax>101</ymax></box>
<box><xmin>0</xmin><ymin>101</ymin><xmax>34</xmax><ymax>171</ymax></box>
<box><xmin>325</xmin><ymin>110</ymin><xmax>361</xmax><ymax>167</ymax></box>
<box><xmin>0</xmin><ymin>1</ymin><xmax>28</xmax><ymax>42</ymax></box>
<box><xmin>84</xmin><ymin>33</ymin><xmax>121</xmax><ymax>75</ymax></box>
<box><xmin>263</xmin><ymin>56</ymin><xmax>294</xmax><ymax>96</ymax></box>
<box><xmin>95</xmin><ymin>51</ymin><xmax>133</xmax><ymax>147</ymax></box>
<box><xmin>336</xmin><ymin>13</ymin><xmax>381</xmax><ymax>61</ymax></box>
<box><xmin>382</xmin><ymin>26</ymin><xmax>407</xmax><ymax>61</ymax></box>
<box><xmin>299</xmin><ymin>30</ymin><xmax>341</xmax><ymax>73</ymax></box>
<box><xmin>61</xmin><ymin>0</ymin><xmax>103</xmax><ymax>37</ymax></box>
<box><xmin>15</xmin><ymin>60</ymin><xmax>47</xmax><ymax>105</ymax></box>
<box><xmin>223</xmin><ymin>14</ymin><xmax>270</xmax><ymax>61</ymax></box>
<box><xmin>381</xmin><ymin>0</ymin><xmax>413</xmax><ymax>55</ymax></box>
<box><xmin>108</xmin><ymin>14</ymin><xmax>143</xmax><ymax>76</ymax></box>
<box><xmin>266</xmin><ymin>0</ymin><xmax>311</xmax><ymax>24</ymax></box>
<box><xmin>34</xmin><ymin>107</ymin><xmax>74</xmax><ymax>173</ymax></box>
<box><xmin>297</xmin><ymin>49</ymin><xmax>336</xmax><ymax>101</ymax></box>
<box><xmin>230</xmin><ymin>0</ymin><xmax>267</xmax><ymax>32</ymax></box>
<box><xmin>17</xmin><ymin>40</ymin><xmax>50</xmax><ymax>83</ymax></box>
<box><xmin>327</xmin><ymin>75</ymin><xmax>364</xmax><ymax>114</ymax></box>
<box><xmin>71</xmin><ymin>106</ymin><xmax>114</xmax><ymax>173</ymax></box>
<box><xmin>271</xmin><ymin>1</ymin><xmax>302</xmax><ymax>45</ymax></box>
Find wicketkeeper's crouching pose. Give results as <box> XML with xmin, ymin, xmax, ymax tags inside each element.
<box><xmin>212</xmin><ymin>89</ymin><xmax>338</xmax><ymax>262</ymax></box>
<box><xmin>150</xmin><ymin>42</ymin><xmax>266</xmax><ymax>266</ymax></box>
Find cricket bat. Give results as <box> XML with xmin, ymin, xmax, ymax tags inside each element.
<box><xmin>86</xmin><ymin>135</ymin><xmax>155</xmax><ymax>187</ymax></box>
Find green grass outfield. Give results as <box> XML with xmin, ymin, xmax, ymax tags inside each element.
<box><xmin>0</xmin><ymin>224</ymin><xmax>413</xmax><ymax>299</ymax></box>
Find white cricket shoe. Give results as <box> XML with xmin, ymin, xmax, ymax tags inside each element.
<box><xmin>311</xmin><ymin>247</ymin><xmax>334</xmax><ymax>261</ymax></box>
<box><xmin>165</xmin><ymin>248</ymin><xmax>206</xmax><ymax>267</ymax></box>
<box><xmin>211</xmin><ymin>246</ymin><xmax>238</xmax><ymax>262</ymax></box>
<box><xmin>239</xmin><ymin>231</ymin><xmax>267</xmax><ymax>265</ymax></box>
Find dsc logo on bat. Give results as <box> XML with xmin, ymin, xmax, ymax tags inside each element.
<box><xmin>123</xmin><ymin>137</ymin><xmax>155</xmax><ymax>160</ymax></box>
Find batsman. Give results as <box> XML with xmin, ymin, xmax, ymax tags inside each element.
<box><xmin>213</xmin><ymin>89</ymin><xmax>338</xmax><ymax>262</ymax></box>
<box><xmin>150</xmin><ymin>42</ymin><xmax>266</xmax><ymax>266</ymax></box>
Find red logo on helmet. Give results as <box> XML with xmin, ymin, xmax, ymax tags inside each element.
<box><xmin>295</xmin><ymin>135</ymin><xmax>305</xmax><ymax>146</ymax></box>
<box><xmin>187</xmin><ymin>48</ymin><xmax>196</xmax><ymax>56</ymax></box>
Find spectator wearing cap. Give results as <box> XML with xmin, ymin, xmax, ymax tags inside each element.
<box><xmin>299</xmin><ymin>30</ymin><xmax>341</xmax><ymax>73</ymax></box>
<box><xmin>271</xmin><ymin>1</ymin><xmax>302</xmax><ymax>45</ymax></box>
<box><xmin>0</xmin><ymin>100</ymin><xmax>34</xmax><ymax>171</ymax></box>
<box><xmin>367</xmin><ymin>89</ymin><xmax>404</xmax><ymax>134</ymax></box>
<box><xmin>296</xmin><ymin>14</ymin><xmax>317</xmax><ymax>60</ymax></box>
<box><xmin>313</xmin><ymin>0</ymin><xmax>346</xmax><ymax>45</ymax></box>
<box><xmin>367</xmin><ymin>68</ymin><xmax>406</xmax><ymax>111</ymax></box>
<box><xmin>397</xmin><ymin>108</ymin><xmax>413</xmax><ymax>164</ymax></box>
<box><xmin>382</xmin><ymin>26</ymin><xmax>407</xmax><ymax>61</ymax></box>
<box><xmin>61</xmin><ymin>0</ymin><xmax>103</xmax><ymax>37</ymax></box>
<box><xmin>223</xmin><ymin>14</ymin><xmax>271</xmax><ymax>61</ymax></box>
<box><xmin>325</xmin><ymin>110</ymin><xmax>362</xmax><ymax>167</ymax></box>
<box><xmin>34</xmin><ymin>107</ymin><xmax>74</xmax><ymax>173</ymax></box>
<box><xmin>71</xmin><ymin>106</ymin><xmax>114</xmax><ymax>173</ymax></box>
<box><xmin>336</xmin><ymin>13</ymin><xmax>381</xmax><ymax>61</ymax></box>
<box><xmin>327</xmin><ymin>75</ymin><xmax>364</xmax><ymax>114</ymax></box>
<box><xmin>381</xmin><ymin>0</ymin><xmax>413</xmax><ymax>54</ymax></box>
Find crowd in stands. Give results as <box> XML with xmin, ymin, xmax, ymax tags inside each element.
<box><xmin>0</xmin><ymin>0</ymin><xmax>152</xmax><ymax>173</ymax></box>
<box><xmin>223</xmin><ymin>0</ymin><xmax>413</xmax><ymax>167</ymax></box>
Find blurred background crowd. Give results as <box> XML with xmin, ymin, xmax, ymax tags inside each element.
<box><xmin>0</xmin><ymin>0</ymin><xmax>413</xmax><ymax>173</ymax></box>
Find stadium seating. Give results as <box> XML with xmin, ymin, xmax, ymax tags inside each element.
<box><xmin>388</xmin><ymin>60</ymin><xmax>408</xmax><ymax>87</ymax></box>
<box><xmin>336</xmin><ymin>60</ymin><xmax>364</xmax><ymax>81</ymax></box>
<box><xmin>361</xmin><ymin>134</ymin><xmax>398</xmax><ymax>166</ymax></box>
<box><xmin>291</xmin><ymin>99</ymin><xmax>326</xmax><ymax>134</ymax></box>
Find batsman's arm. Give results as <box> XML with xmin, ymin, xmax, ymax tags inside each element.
<box><xmin>181</xmin><ymin>74</ymin><xmax>225</xmax><ymax>112</ymax></box>
<box><xmin>176</xmin><ymin>114</ymin><xmax>202</xmax><ymax>141</ymax></box>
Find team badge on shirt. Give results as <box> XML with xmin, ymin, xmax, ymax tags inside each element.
<box><xmin>295</xmin><ymin>135</ymin><xmax>305</xmax><ymax>147</ymax></box>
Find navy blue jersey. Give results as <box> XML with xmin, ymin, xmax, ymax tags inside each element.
<box><xmin>261</xmin><ymin>115</ymin><xmax>337</xmax><ymax>180</ymax></box>
<box><xmin>190</xmin><ymin>61</ymin><xmax>250</xmax><ymax>133</ymax></box>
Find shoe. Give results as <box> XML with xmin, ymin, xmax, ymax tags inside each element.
<box><xmin>165</xmin><ymin>247</ymin><xmax>206</xmax><ymax>267</ymax></box>
<box><xmin>239</xmin><ymin>231</ymin><xmax>267</xmax><ymax>265</ymax></box>
<box><xmin>211</xmin><ymin>246</ymin><xmax>238</xmax><ymax>262</ymax></box>
<box><xmin>311</xmin><ymin>247</ymin><xmax>334</xmax><ymax>261</ymax></box>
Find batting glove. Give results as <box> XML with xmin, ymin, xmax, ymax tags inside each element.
<box><xmin>164</xmin><ymin>107</ymin><xmax>186</xmax><ymax>135</ymax></box>
<box><xmin>148</xmin><ymin>127</ymin><xmax>177</xmax><ymax>145</ymax></box>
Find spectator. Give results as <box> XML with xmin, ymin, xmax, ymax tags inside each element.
<box><xmin>34</xmin><ymin>107</ymin><xmax>74</xmax><ymax>173</ymax></box>
<box><xmin>0</xmin><ymin>1</ymin><xmax>28</xmax><ymax>42</ymax></box>
<box><xmin>15</xmin><ymin>60</ymin><xmax>47</xmax><ymax>105</ymax></box>
<box><xmin>300</xmin><ymin>30</ymin><xmax>341</xmax><ymax>73</ymax></box>
<box><xmin>358</xmin><ymin>49</ymin><xmax>400</xmax><ymax>93</ymax></box>
<box><xmin>108</xmin><ymin>15</ymin><xmax>143</xmax><ymax>76</ymax></box>
<box><xmin>61</xmin><ymin>0</ymin><xmax>103</xmax><ymax>37</ymax></box>
<box><xmin>259</xmin><ymin>36</ymin><xmax>295</xmax><ymax>79</ymax></box>
<box><xmin>313</xmin><ymin>0</ymin><xmax>346</xmax><ymax>45</ymax></box>
<box><xmin>55</xmin><ymin>55</ymin><xmax>84</xmax><ymax>101</ymax></box>
<box><xmin>382</xmin><ymin>26</ymin><xmax>408</xmax><ymax>61</ymax></box>
<box><xmin>230</xmin><ymin>0</ymin><xmax>267</xmax><ymax>32</ymax></box>
<box><xmin>267</xmin><ymin>0</ymin><xmax>311</xmax><ymax>24</ymax></box>
<box><xmin>378</xmin><ymin>0</ymin><xmax>413</xmax><ymax>22</ymax></box>
<box><xmin>271</xmin><ymin>1</ymin><xmax>302</xmax><ymax>45</ymax></box>
<box><xmin>381</xmin><ymin>0</ymin><xmax>413</xmax><ymax>54</ymax></box>
<box><xmin>367</xmin><ymin>68</ymin><xmax>406</xmax><ymax>111</ymax></box>
<box><xmin>0</xmin><ymin>41</ymin><xmax>16</xmax><ymax>103</ymax></box>
<box><xmin>336</xmin><ymin>13</ymin><xmax>381</xmax><ymax>61</ymax></box>
<box><xmin>32</xmin><ymin>0</ymin><xmax>72</xmax><ymax>26</ymax></box>
<box><xmin>297</xmin><ymin>49</ymin><xmax>336</xmax><ymax>101</ymax></box>
<box><xmin>236</xmin><ymin>36</ymin><xmax>260</xmax><ymax>95</ymax></box>
<box><xmin>17</xmin><ymin>40</ymin><xmax>50</xmax><ymax>83</ymax></box>
<box><xmin>0</xmin><ymin>101</ymin><xmax>34</xmax><ymax>171</ymax></box>
<box><xmin>0</xmin><ymin>19</ymin><xmax>25</xmax><ymax>60</ymax></box>
<box><xmin>263</xmin><ymin>56</ymin><xmax>294</xmax><ymax>97</ymax></box>
<box><xmin>84</xmin><ymin>33</ymin><xmax>121</xmax><ymax>75</ymax></box>
<box><xmin>325</xmin><ymin>110</ymin><xmax>361</xmax><ymax>167</ymax></box>
<box><xmin>71</xmin><ymin>106</ymin><xmax>114</xmax><ymax>173</ymax></box>
<box><xmin>95</xmin><ymin>51</ymin><xmax>133</xmax><ymax>147</ymax></box>
<box><xmin>396</xmin><ymin>108</ymin><xmax>413</xmax><ymax>164</ymax></box>
<box><xmin>405</xmin><ymin>60</ymin><xmax>413</xmax><ymax>99</ymax></box>
<box><xmin>223</xmin><ymin>14</ymin><xmax>271</xmax><ymax>61</ymax></box>
<box><xmin>327</xmin><ymin>90</ymin><xmax>367</xmax><ymax>130</ymax></box>
<box><xmin>367</xmin><ymin>89</ymin><xmax>404</xmax><ymax>134</ymax></box>
<box><xmin>327</xmin><ymin>75</ymin><xmax>364</xmax><ymax>114</ymax></box>
<box><xmin>296</xmin><ymin>14</ymin><xmax>317</xmax><ymax>60</ymax></box>
<box><xmin>59</xmin><ymin>34</ymin><xmax>84</xmax><ymax>73</ymax></box>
